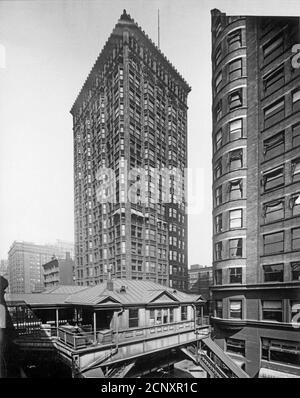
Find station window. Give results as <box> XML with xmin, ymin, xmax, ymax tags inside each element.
<box><xmin>181</xmin><ymin>306</ymin><xmax>188</xmax><ymax>321</ymax></box>
<box><xmin>128</xmin><ymin>308</ymin><xmax>139</xmax><ymax>328</ymax></box>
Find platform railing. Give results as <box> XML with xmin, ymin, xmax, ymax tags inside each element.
<box><xmin>56</xmin><ymin>319</ymin><xmax>210</xmax><ymax>351</ymax></box>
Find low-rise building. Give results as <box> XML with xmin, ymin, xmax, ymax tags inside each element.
<box><xmin>43</xmin><ymin>253</ymin><xmax>75</xmax><ymax>289</ymax></box>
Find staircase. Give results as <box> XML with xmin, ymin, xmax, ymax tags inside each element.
<box><xmin>105</xmin><ymin>361</ymin><xmax>136</xmax><ymax>378</ymax></box>
<box><xmin>181</xmin><ymin>337</ymin><xmax>249</xmax><ymax>378</ymax></box>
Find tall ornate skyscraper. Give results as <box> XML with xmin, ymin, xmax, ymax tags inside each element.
<box><xmin>211</xmin><ymin>9</ymin><xmax>300</xmax><ymax>377</ymax></box>
<box><xmin>71</xmin><ymin>11</ymin><xmax>190</xmax><ymax>290</ymax></box>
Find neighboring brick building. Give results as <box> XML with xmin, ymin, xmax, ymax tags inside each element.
<box><xmin>211</xmin><ymin>9</ymin><xmax>300</xmax><ymax>377</ymax></box>
<box><xmin>188</xmin><ymin>264</ymin><xmax>213</xmax><ymax>315</ymax></box>
<box><xmin>71</xmin><ymin>10</ymin><xmax>190</xmax><ymax>290</ymax></box>
<box><xmin>43</xmin><ymin>252</ymin><xmax>75</xmax><ymax>289</ymax></box>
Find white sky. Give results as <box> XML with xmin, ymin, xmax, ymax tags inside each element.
<box><xmin>0</xmin><ymin>0</ymin><xmax>300</xmax><ymax>264</ymax></box>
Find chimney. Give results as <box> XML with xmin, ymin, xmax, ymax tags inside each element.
<box><xmin>107</xmin><ymin>265</ymin><xmax>113</xmax><ymax>291</ymax></box>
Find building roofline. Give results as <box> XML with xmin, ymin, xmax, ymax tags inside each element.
<box><xmin>70</xmin><ymin>9</ymin><xmax>191</xmax><ymax>115</ymax></box>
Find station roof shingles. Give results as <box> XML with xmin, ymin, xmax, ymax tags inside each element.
<box><xmin>65</xmin><ymin>279</ymin><xmax>204</xmax><ymax>306</ymax></box>
<box><xmin>6</xmin><ymin>280</ymin><xmax>204</xmax><ymax>308</ymax></box>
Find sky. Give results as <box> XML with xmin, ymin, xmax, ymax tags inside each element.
<box><xmin>0</xmin><ymin>0</ymin><xmax>300</xmax><ymax>265</ymax></box>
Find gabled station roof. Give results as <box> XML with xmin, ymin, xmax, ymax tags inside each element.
<box><xmin>5</xmin><ymin>293</ymin><xmax>71</xmax><ymax>307</ymax></box>
<box><xmin>5</xmin><ymin>280</ymin><xmax>204</xmax><ymax>308</ymax></box>
<box><xmin>65</xmin><ymin>279</ymin><xmax>204</xmax><ymax>306</ymax></box>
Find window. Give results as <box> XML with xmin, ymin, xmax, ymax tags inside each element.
<box><xmin>228</xmin><ymin>179</ymin><xmax>243</xmax><ymax>200</ymax></box>
<box><xmin>149</xmin><ymin>309</ymin><xmax>155</xmax><ymax>326</ymax></box>
<box><xmin>216</xmin><ymin>100</ymin><xmax>222</xmax><ymax>121</ymax></box>
<box><xmin>263</xmin><ymin>231</ymin><xmax>284</xmax><ymax>255</ymax></box>
<box><xmin>228</xmin><ymin>58</ymin><xmax>242</xmax><ymax>81</ymax></box>
<box><xmin>128</xmin><ymin>308</ymin><xmax>139</xmax><ymax>328</ymax></box>
<box><xmin>291</xmin><ymin>301</ymin><xmax>300</xmax><ymax>321</ymax></box>
<box><xmin>291</xmin><ymin>262</ymin><xmax>300</xmax><ymax>280</ymax></box>
<box><xmin>229</xmin><ymin>300</ymin><xmax>242</xmax><ymax>319</ymax></box>
<box><xmin>228</xmin><ymin>90</ymin><xmax>242</xmax><ymax>110</ymax></box>
<box><xmin>215</xmin><ymin>45</ymin><xmax>222</xmax><ymax>66</ymax></box>
<box><xmin>181</xmin><ymin>306</ymin><xmax>188</xmax><ymax>321</ymax></box>
<box><xmin>263</xmin><ymin>200</ymin><xmax>284</xmax><ymax>223</ymax></box>
<box><xmin>229</xmin><ymin>267</ymin><xmax>243</xmax><ymax>283</ymax></box>
<box><xmin>215</xmin><ymin>186</ymin><xmax>222</xmax><ymax>206</ymax></box>
<box><xmin>229</xmin><ymin>209</ymin><xmax>242</xmax><ymax>229</ymax></box>
<box><xmin>215</xmin><ymin>17</ymin><xmax>222</xmax><ymax>37</ymax></box>
<box><xmin>215</xmin><ymin>241</ymin><xmax>223</xmax><ymax>260</ymax></box>
<box><xmin>162</xmin><ymin>309</ymin><xmax>168</xmax><ymax>324</ymax></box>
<box><xmin>229</xmin><ymin>239</ymin><xmax>243</xmax><ymax>258</ymax></box>
<box><xmin>156</xmin><ymin>309</ymin><xmax>162</xmax><ymax>324</ymax></box>
<box><xmin>215</xmin><ymin>159</ymin><xmax>222</xmax><ymax>179</ymax></box>
<box><xmin>216</xmin><ymin>72</ymin><xmax>222</xmax><ymax>91</ymax></box>
<box><xmin>262</xmin><ymin>300</ymin><xmax>282</xmax><ymax>322</ymax></box>
<box><xmin>292</xmin><ymin>123</ymin><xmax>300</xmax><ymax>147</ymax></box>
<box><xmin>263</xmin><ymin>132</ymin><xmax>285</xmax><ymax>160</ymax></box>
<box><xmin>215</xmin><ymin>214</ymin><xmax>223</xmax><ymax>233</ymax></box>
<box><xmin>227</xmin><ymin>29</ymin><xmax>242</xmax><ymax>51</ymax></box>
<box><xmin>262</xmin><ymin>167</ymin><xmax>284</xmax><ymax>191</ymax></box>
<box><xmin>226</xmin><ymin>338</ymin><xmax>245</xmax><ymax>356</ymax></box>
<box><xmin>263</xmin><ymin>34</ymin><xmax>284</xmax><ymax>64</ymax></box>
<box><xmin>264</xmin><ymin>98</ymin><xmax>284</xmax><ymax>128</ymax></box>
<box><xmin>263</xmin><ymin>66</ymin><xmax>284</xmax><ymax>95</ymax></box>
<box><xmin>229</xmin><ymin>149</ymin><xmax>243</xmax><ymax>170</ymax></box>
<box><xmin>292</xmin><ymin>158</ymin><xmax>300</xmax><ymax>182</ymax></box>
<box><xmin>215</xmin><ymin>300</ymin><xmax>223</xmax><ymax>318</ymax></box>
<box><xmin>215</xmin><ymin>269</ymin><xmax>222</xmax><ymax>285</ymax></box>
<box><xmin>263</xmin><ymin>264</ymin><xmax>284</xmax><ymax>282</ymax></box>
<box><xmin>292</xmin><ymin>89</ymin><xmax>300</xmax><ymax>112</ymax></box>
<box><xmin>170</xmin><ymin>308</ymin><xmax>174</xmax><ymax>323</ymax></box>
<box><xmin>262</xmin><ymin>338</ymin><xmax>300</xmax><ymax>365</ymax></box>
<box><xmin>215</xmin><ymin>129</ymin><xmax>222</xmax><ymax>151</ymax></box>
<box><xmin>292</xmin><ymin>228</ymin><xmax>300</xmax><ymax>250</ymax></box>
<box><xmin>290</xmin><ymin>193</ymin><xmax>300</xmax><ymax>216</ymax></box>
<box><xmin>229</xmin><ymin>118</ymin><xmax>242</xmax><ymax>140</ymax></box>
